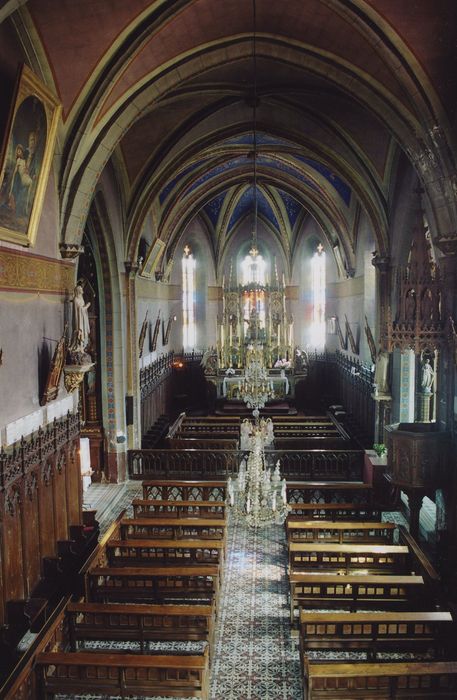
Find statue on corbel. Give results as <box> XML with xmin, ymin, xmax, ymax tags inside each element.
<box><xmin>64</xmin><ymin>283</ymin><xmax>94</xmax><ymax>393</ymax></box>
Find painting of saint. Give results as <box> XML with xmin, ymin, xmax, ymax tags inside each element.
<box><xmin>0</xmin><ymin>95</ymin><xmax>46</xmax><ymax>235</ymax></box>
<box><xmin>0</xmin><ymin>65</ymin><xmax>61</xmax><ymax>246</ymax></box>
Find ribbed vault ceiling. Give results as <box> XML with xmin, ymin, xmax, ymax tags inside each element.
<box><xmin>8</xmin><ymin>0</ymin><xmax>457</xmax><ymax>274</ymax></box>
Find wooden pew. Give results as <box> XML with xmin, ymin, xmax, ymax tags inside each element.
<box><xmin>132</xmin><ymin>498</ymin><xmax>226</xmax><ymax>519</ymax></box>
<box><xmin>276</xmin><ymin>437</ymin><xmax>349</xmax><ymax>450</ymax></box>
<box><xmin>288</xmin><ymin>543</ymin><xmax>409</xmax><ymax>574</ymax></box>
<box><xmin>86</xmin><ymin>565</ymin><xmax>219</xmax><ymax>605</ymax></box>
<box><xmin>142</xmin><ymin>479</ymin><xmax>227</xmax><ymax>501</ymax></box>
<box><xmin>105</xmin><ymin>539</ymin><xmax>224</xmax><ymax>569</ymax></box>
<box><xmin>167</xmin><ymin>437</ymin><xmax>239</xmax><ymax>451</ymax></box>
<box><xmin>67</xmin><ymin>601</ymin><xmax>215</xmax><ymax>650</ymax></box>
<box><xmin>289</xmin><ymin>573</ymin><xmax>425</xmax><ymax>622</ymax></box>
<box><xmin>120</xmin><ymin>517</ymin><xmax>227</xmax><ymax>545</ymax></box>
<box><xmin>286</xmin><ymin>503</ymin><xmax>382</xmax><ymax>521</ymax></box>
<box><xmin>36</xmin><ymin>650</ymin><xmax>209</xmax><ymax>699</ymax></box>
<box><xmin>303</xmin><ymin>659</ymin><xmax>457</xmax><ymax>699</ymax></box>
<box><xmin>299</xmin><ymin>611</ymin><xmax>453</xmax><ymax>660</ymax></box>
<box><xmin>179</xmin><ymin>423</ymin><xmax>240</xmax><ymax>433</ymax></box>
<box><xmin>286</xmin><ymin>481</ymin><xmax>372</xmax><ymax>506</ymax></box>
<box><xmin>287</xmin><ymin>520</ymin><xmax>396</xmax><ymax>544</ymax></box>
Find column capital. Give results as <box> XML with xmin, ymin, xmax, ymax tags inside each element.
<box><xmin>372</xmin><ymin>252</ymin><xmax>391</xmax><ymax>273</ymax></box>
<box><xmin>59</xmin><ymin>242</ymin><xmax>84</xmax><ymax>259</ymax></box>
<box><xmin>434</xmin><ymin>232</ymin><xmax>457</xmax><ymax>256</ymax></box>
<box><xmin>124</xmin><ymin>261</ymin><xmax>140</xmax><ymax>277</ymax></box>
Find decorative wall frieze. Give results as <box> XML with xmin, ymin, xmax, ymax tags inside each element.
<box><xmin>0</xmin><ymin>246</ymin><xmax>74</xmax><ymax>294</ymax></box>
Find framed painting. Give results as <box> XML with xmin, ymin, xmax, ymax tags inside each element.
<box><xmin>0</xmin><ymin>64</ymin><xmax>61</xmax><ymax>246</ymax></box>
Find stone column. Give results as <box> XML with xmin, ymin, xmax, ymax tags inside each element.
<box><xmin>124</xmin><ymin>261</ymin><xmax>140</xmax><ymax>450</ymax></box>
<box><xmin>371</xmin><ymin>253</ymin><xmax>391</xmax><ymax>344</ymax></box>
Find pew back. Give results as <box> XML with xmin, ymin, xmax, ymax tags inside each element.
<box><xmin>105</xmin><ymin>539</ymin><xmax>224</xmax><ymax>568</ymax></box>
<box><xmin>303</xmin><ymin>659</ymin><xmax>457</xmax><ymax>699</ymax></box>
<box><xmin>86</xmin><ymin>565</ymin><xmax>219</xmax><ymax>605</ymax></box>
<box><xmin>120</xmin><ymin>517</ymin><xmax>227</xmax><ymax>543</ymax></box>
<box><xmin>299</xmin><ymin>611</ymin><xmax>453</xmax><ymax>658</ymax></box>
<box><xmin>67</xmin><ymin>601</ymin><xmax>215</xmax><ymax>648</ymax></box>
<box><xmin>289</xmin><ymin>573</ymin><xmax>425</xmax><ymax>621</ymax></box>
<box><xmin>142</xmin><ymin>480</ymin><xmax>227</xmax><ymax>501</ymax></box>
<box><xmin>287</xmin><ymin>520</ymin><xmax>396</xmax><ymax>544</ymax></box>
<box><xmin>132</xmin><ymin>499</ymin><xmax>226</xmax><ymax>519</ymax></box>
<box><xmin>37</xmin><ymin>650</ymin><xmax>209</xmax><ymax>699</ymax></box>
<box><xmin>289</xmin><ymin>543</ymin><xmax>409</xmax><ymax>573</ymax></box>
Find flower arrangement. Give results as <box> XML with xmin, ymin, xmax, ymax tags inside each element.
<box><xmin>274</xmin><ymin>358</ymin><xmax>291</xmax><ymax>369</ymax></box>
<box><xmin>373</xmin><ymin>443</ymin><xmax>387</xmax><ymax>458</ymax></box>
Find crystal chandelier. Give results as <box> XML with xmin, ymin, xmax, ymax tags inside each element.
<box><xmin>237</xmin><ymin>0</ymin><xmax>273</xmax><ymax>419</ymax></box>
<box><xmin>228</xmin><ymin>421</ymin><xmax>290</xmax><ymax>527</ymax></box>
<box><xmin>239</xmin><ymin>343</ymin><xmax>274</xmax><ymax>418</ymax></box>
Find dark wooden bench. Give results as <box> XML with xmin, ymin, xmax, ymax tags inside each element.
<box><xmin>36</xmin><ymin>649</ymin><xmax>209</xmax><ymax>699</ymax></box>
<box><xmin>287</xmin><ymin>520</ymin><xmax>396</xmax><ymax>544</ymax></box>
<box><xmin>288</xmin><ymin>543</ymin><xmax>409</xmax><ymax>574</ymax></box>
<box><xmin>286</xmin><ymin>503</ymin><xmax>382</xmax><ymax>521</ymax></box>
<box><xmin>67</xmin><ymin>601</ymin><xmax>215</xmax><ymax>650</ymax></box>
<box><xmin>132</xmin><ymin>498</ymin><xmax>226</xmax><ymax>519</ymax></box>
<box><xmin>303</xmin><ymin>659</ymin><xmax>457</xmax><ymax>699</ymax></box>
<box><xmin>286</xmin><ymin>481</ymin><xmax>372</xmax><ymax>506</ymax></box>
<box><xmin>299</xmin><ymin>610</ymin><xmax>453</xmax><ymax>660</ymax></box>
<box><xmin>86</xmin><ymin>565</ymin><xmax>219</xmax><ymax>605</ymax></box>
<box><xmin>289</xmin><ymin>573</ymin><xmax>425</xmax><ymax>622</ymax></box>
<box><xmin>167</xmin><ymin>437</ymin><xmax>239</xmax><ymax>450</ymax></box>
<box><xmin>120</xmin><ymin>517</ymin><xmax>227</xmax><ymax>545</ymax></box>
<box><xmin>105</xmin><ymin>538</ymin><xmax>224</xmax><ymax>570</ymax></box>
<box><xmin>142</xmin><ymin>479</ymin><xmax>227</xmax><ymax>501</ymax></box>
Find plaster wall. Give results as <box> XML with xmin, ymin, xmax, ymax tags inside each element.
<box><xmin>0</xmin><ymin>291</ymin><xmax>70</xmax><ymax>429</ymax></box>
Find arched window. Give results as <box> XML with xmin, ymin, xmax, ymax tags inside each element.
<box><xmin>182</xmin><ymin>245</ymin><xmax>196</xmax><ymax>349</ymax></box>
<box><xmin>241</xmin><ymin>246</ymin><xmax>266</xmax><ymax>285</ymax></box>
<box><xmin>311</xmin><ymin>243</ymin><xmax>326</xmax><ymax>348</ymax></box>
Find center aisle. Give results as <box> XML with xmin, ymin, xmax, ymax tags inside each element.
<box><xmin>210</xmin><ymin>520</ymin><xmax>301</xmax><ymax>699</ymax></box>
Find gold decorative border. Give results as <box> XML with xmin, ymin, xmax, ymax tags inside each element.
<box><xmin>0</xmin><ymin>246</ymin><xmax>74</xmax><ymax>293</ymax></box>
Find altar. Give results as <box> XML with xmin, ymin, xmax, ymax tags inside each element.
<box><xmin>222</xmin><ymin>371</ymin><xmax>290</xmax><ymax>399</ymax></box>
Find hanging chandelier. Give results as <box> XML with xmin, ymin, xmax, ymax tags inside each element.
<box><xmin>239</xmin><ymin>343</ymin><xmax>274</xmax><ymax>418</ymax></box>
<box><xmin>228</xmin><ymin>420</ymin><xmax>290</xmax><ymax>527</ymax></box>
<box><xmin>237</xmin><ymin>0</ymin><xmax>271</xmax><ymax>419</ymax></box>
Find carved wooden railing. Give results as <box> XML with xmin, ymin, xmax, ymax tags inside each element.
<box><xmin>139</xmin><ymin>351</ymin><xmax>174</xmax><ymax>401</ymax></box>
<box><xmin>333</xmin><ymin>350</ymin><xmax>375</xmax><ymax>444</ymax></box>
<box><xmin>0</xmin><ymin>411</ymin><xmax>80</xmax><ymax>491</ymax></box>
<box><xmin>128</xmin><ymin>448</ymin><xmax>364</xmax><ymax>481</ymax></box>
<box><xmin>0</xmin><ymin>411</ymin><xmax>82</xmax><ymax>635</ymax></box>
